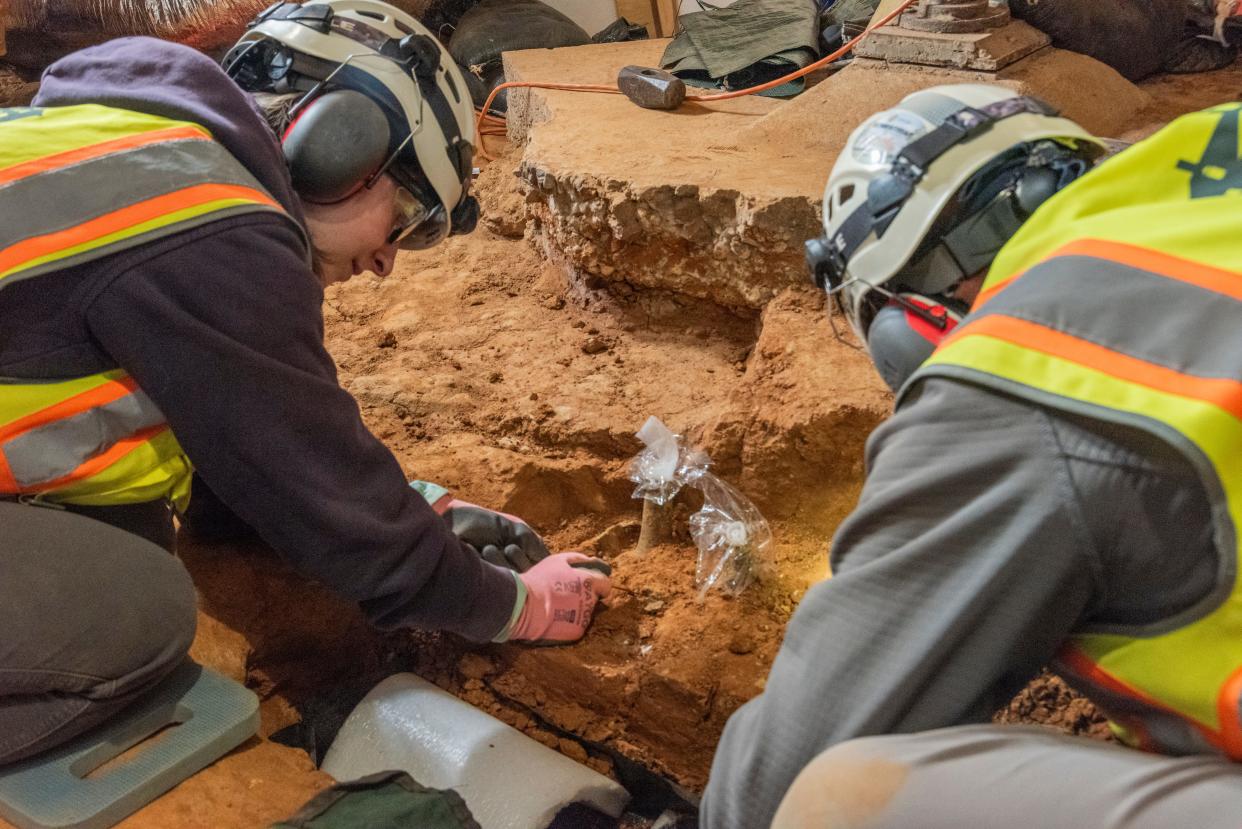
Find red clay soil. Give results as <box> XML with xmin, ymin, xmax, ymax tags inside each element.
<box><xmin>311</xmin><ymin>202</ymin><xmax>889</xmax><ymax>791</ymax></box>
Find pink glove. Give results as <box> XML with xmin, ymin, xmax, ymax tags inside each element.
<box><xmin>504</xmin><ymin>553</ymin><xmax>612</xmax><ymax>644</ymax></box>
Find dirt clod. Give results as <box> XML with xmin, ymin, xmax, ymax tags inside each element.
<box><xmin>581</xmin><ymin>336</ymin><xmax>611</xmax><ymax>355</ymax></box>
<box><xmin>558</xmin><ymin>737</ymin><xmax>590</xmax><ymax>764</ymax></box>
<box><xmin>459</xmin><ymin>653</ymin><xmax>495</xmax><ymax>681</ymax></box>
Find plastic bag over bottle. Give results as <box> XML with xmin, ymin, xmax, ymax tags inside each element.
<box><xmin>629</xmin><ymin>416</ymin><xmax>772</xmax><ymax>599</ymax></box>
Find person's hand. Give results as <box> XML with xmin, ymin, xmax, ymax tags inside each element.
<box><xmin>497</xmin><ymin>553</ymin><xmax>612</xmax><ymax>645</ymax></box>
<box><xmin>442</xmin><ymin>499</ymin><xmax>550</xmax><ymax>572</ymax></box>
<box><xmin>409</xmin><ymin>481</ymin><xmax>550</xmax><ymax>572</ymax></box>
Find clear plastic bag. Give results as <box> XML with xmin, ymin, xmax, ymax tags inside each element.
<box><xmin>629</xmin><ymin>416</ymin><xmax>772</xmax><ymax>598</ymax></box>
<box><xmin>689</xmin><ymin>473</ymin><xmax>772</xmax><ymax>600</ymax></box>
<box><xmin>628</xmin><ymin>416</ymin><xmax>709</xmax><ymax>505</ymax></box>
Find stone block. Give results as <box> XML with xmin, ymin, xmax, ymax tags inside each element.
<box><xmin>854</xmin><ymin>20</ymin><xmax>1051</xmax><ymax>71</ymax></box>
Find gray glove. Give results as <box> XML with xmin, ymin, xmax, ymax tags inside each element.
<box><xmin>409</xmin><ymin>480</ymin><xmax>551</xmax><ymax>572</ymax></box>
<box><xmin>442</xmin><ymin>500</ymin><xmax>550</xmax><ymax>572</ymax></box>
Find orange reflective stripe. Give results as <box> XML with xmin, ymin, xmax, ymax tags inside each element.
<box><xmin>0</xmin><ymin>449</ymin><xmax>18</xmax><ymax>492</ymax></box>
<box><xmin>21</xmin><ymin>424</ymin><xmax>169</xmax><ymax>495</ymax></box>
<box><xmin>945</xmin><ymin>315</ymin><xmax>1242</xmax><ymax>421</ymax></box>
<box><xmin>1060</xmin><ymin>644</ymin><xmax>1224</xmax><ymax>753</ymax></box>
<box><xmin>976</xmin><ymin>239</ymin><xmax>1242</xmax><ymax>309</ymax></box>
<box><xmin>0</xmin><ymin>375</ymin><xmax>137</xmax><ymax>444</ymax></box>
<box><xmin>1218</xmin><ymin>667</ymin><xmax>1242</xmax><ymax>757</ymax></box>
<box><xmin>0</xmin><ymin>125</ymin><xmax>209</xmax><ymax>188</ymax></box>
<box><xmin>0</xmin><ymin>183</ymin><xmax>281</xmax><ymax>277</ymax></box>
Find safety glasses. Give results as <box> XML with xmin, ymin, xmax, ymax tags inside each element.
<box><xmin>389</xmin><ymin>185</ymin><xmax>428</xmax><ymax>244</ymax></box>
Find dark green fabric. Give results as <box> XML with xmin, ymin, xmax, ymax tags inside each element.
<box><xmin>660</xmin><ymin>0</ymin><xmax>819</xmax><ymax>98</ymax></box>
<box><xmin>270</xmin><ymin>771</ymin><xmax>481</xmax><ymax>829</ymax></box>
<box><xmin>821</xmin><ymin>0</ymin><xmax>879</xmax><ymax>30</ymax></box>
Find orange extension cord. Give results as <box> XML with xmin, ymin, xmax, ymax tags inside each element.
<box><xmin>473</xmin><ymin>0</ymin><xmax>921</xmax><ymax>159</ymax></box>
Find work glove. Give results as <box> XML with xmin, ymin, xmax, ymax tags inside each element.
<box><xmin>494</xmin><ymin>553</ymin><xmax>613</xmax><ymax>645</ymax></box>
<box><xmin>410</xmin><ymin>481</ymin><xmax>550</xmax><ymax>572</ymax></box>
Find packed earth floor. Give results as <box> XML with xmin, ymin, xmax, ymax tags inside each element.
<box><xmin>1</xmin><ymin>56</ymin><xmax>1240</xmax><ymax>829</ymax></box>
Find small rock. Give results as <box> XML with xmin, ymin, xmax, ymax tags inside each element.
<box><xmin>469</xmin><ymin>298</ymin><xmax>485</xmax><ymax>306</ymax></box>
<box><xmin>728</xmin><ymin>632</ymin><xmax>756</xmax><ymax>655</ymax></box>
<box><xmin>572</xmin><ymin>320</ymin><xmax>587</xmax><ymax>329</ymax></box>
<box><xmin>488</xmin><ymin>371</ymin><xmax>503</xmax><ymax>384</ymax></box>
<box><xmin>459</xmin><ymin>653</ymin><xmax>493</xmax><ymax>680</ymax></box>
<box><xmin>544</xmin><ymin>295</ymin><xmax>566</xmax><ymax>310</ymax></box>
<box><xmin>581</xmin><ymin>336</ymin><xmax>610</xmax><ymax>355</ymax></box>
<box><xmin>587</xmin><ymin>327</ymin><xmax>600</xmax><ymax>335</ymax></box>
<box><xmin>450</xmin><ymin>360</ymin><xmax>463</xmax><ymax>370</ymax></box>
<box><xmin>376</xmin><ymin>331</ymin><xmax>398</xmax><ymax>348</ymax></box>
<box><xmin>529</xmin><ymin>392</ymin><xmax>539</xmax><ymax>401</ymax></box>
<box><xmin>645</xmin><ymin>600</ymin><xmax>666</xmax><ymax>613</ymax></box>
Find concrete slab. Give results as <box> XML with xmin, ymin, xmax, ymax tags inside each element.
<box><xmin>503</xmin><ymin>40</ymin><xmax>1152</xmax><ymax>312</ymax></box>
<box><xmin>853</xmin><ymin>21</ymin><xmax>1050</xmax><ymax>71</ymax></box>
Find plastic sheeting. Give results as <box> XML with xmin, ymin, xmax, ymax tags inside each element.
<box><xmin>321</xmin><ymin>673</ymin><xmax>629</xmax><ymax>829</ymax></box>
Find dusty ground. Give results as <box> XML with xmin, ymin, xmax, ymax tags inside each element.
<box><xmin>1</xmin><ymin>44</ymin><xmax>1239</xmax><ymax>829</ymax></box>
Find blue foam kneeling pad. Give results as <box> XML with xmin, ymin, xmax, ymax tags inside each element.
<box><xmin>0</xmin><ymin>661</ymin><xmax>259</xmax><ymax>829</ymax></box>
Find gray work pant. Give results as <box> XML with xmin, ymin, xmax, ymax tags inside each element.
<box><xmin>772</xmin><ymin>724</ymin><xmax>1242</xmax><ymax>829</ymax></box>
<box><xmin>0</xmin><ymin>501</ymin><xmax>197</xmax><ymax>764</ymax></box>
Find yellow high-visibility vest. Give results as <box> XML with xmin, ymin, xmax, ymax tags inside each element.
<box><xmin>900</xmin><ymin>103</ymin><xmax>1242</xmax><ymax>757</ymax></box>
<box><xmin>0</xmin><ymin>104</ymin><xmax>307</xmax><ymax>508</ymax></box>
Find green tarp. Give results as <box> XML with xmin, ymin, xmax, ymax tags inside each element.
<box><xmin>270</xmin><ymin>771</ymin><xmax>481</xmax><ymax>829</ymax></box>
<box><xmin>660</xmin><ymin>0</ymin><xmax>820</xmax><ymax>98</ymax></box>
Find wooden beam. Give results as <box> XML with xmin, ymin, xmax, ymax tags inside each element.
<box><xmin>872</xmin><ymin>0</ymin><xmax>907</xmax><ymax>24</ymax></box>
<box><xmin>614</xmin><ymin>0</ymin><xmax>662</xmax><ymax>36</ymax></box>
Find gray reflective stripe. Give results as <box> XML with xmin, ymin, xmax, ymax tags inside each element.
<box><xmin>0</xmin><ymin>203</ymin><xmax>291</xmax><ymax>290</ymax></box>
<box><xmin>0</xmin><ymin>138</ymin><xmax>266</xmax><ymax>250</ymax></box>
<box><xmin>1</xmin><ymin>389</ymin><xmax>166</xmax><ymax>488</ymax></box>
<box><xmin>971</xmin><ymin>253</ymin><xmax>1242</xmax><ymax>382</ymax></box>
<box><xmin>0</xmin><ymin>135</ymin><xmax>310</xmax><ymax>286</ymax></box>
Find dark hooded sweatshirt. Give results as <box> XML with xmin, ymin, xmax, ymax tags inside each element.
<box><xmin>0</xmin><ymin>37</ymin><xmax>515</xmax><ymax>642</ymax></box>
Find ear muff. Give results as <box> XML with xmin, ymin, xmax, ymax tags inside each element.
<box><xmin>282</xmin><ymin>89</ymin><xmax>392</xmax><ymax>203</ymax></box>
<box><xmin>865</xmin><ymin>293</ymin><xmax>966</xmax><ymax>392</ymax></box>
<box><xmin>1013</xmin><ymin>165</ymin><xmax>1061</xmax><ymax>217</ymax></box>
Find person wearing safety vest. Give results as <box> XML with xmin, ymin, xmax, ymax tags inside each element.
<box><xmin>701</xmin><ymin>84</ymin><xmax>1242</xmax><ymax>829</ymax></box>
<box><xmin>0</xmin><ymin>2</ymin><xmax>611</xmax><ymax>766</ymax></box>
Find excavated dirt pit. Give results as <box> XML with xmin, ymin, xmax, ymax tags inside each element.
<box><xmin>307</xmin><ymin>215</ymin><xmax>893</xmax><ymax>793</ymax></box>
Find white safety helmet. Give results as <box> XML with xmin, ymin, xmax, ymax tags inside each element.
<box><xmin>223</xmin><ymin>0</ymin><xmax>478</xmax><ymax>248</ymax></box>
<box><xmin>805</xmin><ymin>84</ymin><xmax>1107</xmax><ymax>389</ymax></box>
